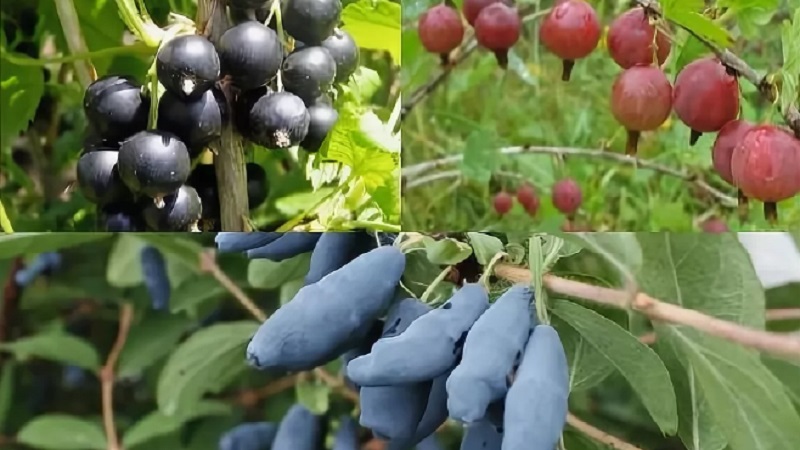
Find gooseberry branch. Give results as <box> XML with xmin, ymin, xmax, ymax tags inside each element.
<box><xmin>494</xmin><ymin>263</ymin><xmax>800</xmax><ymax>360</ymax></box>
<box><xmin>402</xmin><ymin>145</ymin><xmax>738</xmax><ymax>207</ymax></box>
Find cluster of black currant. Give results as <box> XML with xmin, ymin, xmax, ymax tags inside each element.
<box><xmin>76</xmin><ymin>0</ymin><xmax>358</xmax><ymax>231</ymax></box>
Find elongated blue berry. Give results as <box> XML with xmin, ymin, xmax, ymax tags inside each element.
<box><xmin>461</xmin><ymin>419</ymin><xmax>503</xmax><ymax>450</ymax></box>
<box><xmin>219</xmin><ymin>422</ymin><xmax>278</xmax><ymax>450</ymax></box>
<box><xmin>447</xmin><ymin>285</ymin><xmax>533</xmax><ymax>423</ymax></box>
<box><xmin>347</xmin><ymin>284</ymin><xmax>489</xmax><ymax>386</ymax></box>
<box><xmin>246</xmin><ymin>232</ymin><xmax>322</xmax><ymax>261</ymax></box>
<box><xmin>305</xmin><ymin>232</ymin><xmax>374</xmax><ymax>285</ymax></box>
<box><xmin>246</xmin><ymin>246</ymin><xmax>406</xmax><ymax>371</ymax></box>
<box><xmin>396</xmin><ymin>370</ymin><xmax>451</xmax><ymax>449</ymax></box>
<box><xmin>272</xmin><ymin>404</ymin><xmax>322</xmax><ymax>450</ymax></box>
<box><xmin>360</xmin><ymin>298</ymin><xmax>433</xmax><ymax>441</ymax></box>
<box><xmin>341</xmin><ymin>319</ymin><xmax>385</xmax><ymax>390</ymax></box>
<box><xmin>502</xmin><ymin>325</ymin><xmax>569</xmax><ymax>450</ymax></box>
<box><xmin>140</xmin><ymin>246</ymin><xmax>170</xmax><ymax>311</ymax></box>
<box><xmin>333</xmin><ymin>415</ymin><xmax>359</xmax><ymax>450</ymax></box>
<box><xmin>215</xmin><ymin>232</ymin><xmax>283</xmax><ymax>253</ymax></box>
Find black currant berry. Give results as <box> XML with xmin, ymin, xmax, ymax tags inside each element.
<box><xmin>282</xmin><ymin>46</ymin><xmax>337</xmax><ymax>103</ymax></box>
<box><xmin>187</xmin><ymin>164</ymin><xmax>219</xmax><ymax>219</ymax></box>
<box><xmin>156</xmin><ymin>35</ymin><xmax>220</xmax><ymax>99</ymax></box>
<box><xmin>246</xmin><ymin>162</ymin><xmax>268</xmax><ymax>208</ymax></box>
<box><xmin>301</xmin><ymin>103</ymin><xmax>338</xmax><ymax>152</ymax></box>
<box><xmin>158</xmin><ymin>86</ymin><xmax>228</xmax><ymax>155</ymax></box>
<box><xmin>320</xmin><ymin>28</ymin><xmax>359</xmax><ymax>83</ymax></box>
<box><xmin>143</xmin><ymin>185</ymin><xmax>203</xmax><ymax>231</ymax></box>
<box><xmin>83</xmin><ymin>75</ymin><xmax>149</xmax><ymax>142</ymax></box>
<box><xmin>247</xmin><ymin>91</ymin><xmax>310</xmax><ymax>149</ymax></box>
<box><xmin>76</xmin><ymin>149</ymin><xmax>131</xmax><ymax>206</ymax></box>
<box><xmin>217</xmin><ymin>22</ymin><xmax>283</xmax><ymax>90</ymax></box>
<box><xmin>282</xmin><ymin>0</ymin><xmax>342</xmax><ymax>44</ymax></box>
<box><xmin>118</xmin><ymin>131</ymin><xmax>191</xmax><ymax>202</ymax></box>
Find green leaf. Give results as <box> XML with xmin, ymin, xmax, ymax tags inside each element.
<box><xmin>106</xmin><ymin>235</ymin><xmax>147</xmax><ymax>287</ymax></box>
<box><xmin>460</xmin><ymin>129</ymin><xmax>496</xmax><ymax>183</ymax></box>
<box><xmin>0</xmin><ymin>55</ymin><xmax>45</xmax><ymax>153</ymax></box>
<box><xmin>779</xmin><ymin>9</ymin><xmax>800</xmax><ymax>115</ymax></box>
<box><xmin>0</xmin><ymin>361</ymin><xmax>14</xmax><ymax>431</ymax></box>
<box><xmin>673</xmin><ymin>34</ymin><xmax>712</xmax><ymax>76</ymax></box>
<box><xmin>0</xmin><ymin>233</ymin><xmax>112</xmax><ymax>259</ymax></box>
<box><xmin>136</xmin><ymin>234</ymin><xmax>204</xmax><ymax>269</ymax></box>
<box><xmin>342</xmin><ymin>67</ymin><xmax>382</xmax><ymax>104</ymax></box>
<box><xmin>467</xmin><ymin>232</ymin><xmax>504</xmax><ymax>265</ymax></box>
<box><xmin>553</xmin><ymin>317</ymin><xmax>614</xmax><ymax>392</ymax></box>
<box><xmin>157</xmin><ymin>321</ymin><xmax>259</xmax><ymax>416</ymax></box>
<box><xmin>341</xmin><ymin>0</ymin><xmax>401</xmax><ymax>63</ymax></box>
<box><xmin>552</xmin><ymin>300</ymin><xmax>678</xmax><ymax>434</ymax></box>
<box><xmin>761</xmin><ymin>355</ymin><xmax>800</xmax><ymax>405</ymax></box>
<box><xmin>280</xmin><ymin>277</ymin><xmax>306</xmax><ymax>305</ymax></box>
<box><xmin>122</xmin><ymin>401</ymin><xmax>231</xmax><ymax>448</ymax></box>
<box><xmin>0</xmin><ymin>333</ymin><xmax>101</xmax><ymax>370</ymax></box>
<box><xmin>117</xmin><ymin>314</ymin><xmax>192</xmax><ymax>378</ymax></box>
<box><xmin>718</xmin><ymin>0</ymin><xmax>779</xmax><ymax>39</ymax></box>
<box><xmin>422</xmin><ymin>236</ymin><xmax>473</xmax><ymax>265</ymax></box>
<box><xmin>248</xmin><ymin>253</ymin><xmax>312</xmax><ymax>289</ymax></box>
<box><xmin>17</xmin><ymin>414</ymin><xmax>106</xmax><ymax>450</ymax></box>
<box><xmin>662</xmin><ymin>8</ymin><xmax>734</xmax><ymax>49</ymax></box>
<box><xmin>563</xmin><ymin>232</ymin><xmax>642</xmax><ymax>285</ymax></box>
<box><xmin>169</xmin><ymin>275</ymin><xmax>227</xmax><ymax>314</ymax></box>
<box><xmin>295</xmin><ymin>378</ymin><xmax>331</xmax><ymax>415</ymax></box>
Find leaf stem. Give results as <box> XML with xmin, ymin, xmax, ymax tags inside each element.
<box><xmin>199</xmin><ymin>250</ymin><xmax>266</xmax><ymax>322</ymax></box>
<box><xmin>420</xmin><ymin>266</ymin><xmax>454</xmax><ymax>303</ymax></box>
<box><xmin>54</xmin><ymin>0</ymin><xmax>94</xmax><ymax>88</ymax></box>
<box><xmin>478</xmin><ymin>251</ymin><xmax>508</xmax><ymax>288</ymax></box>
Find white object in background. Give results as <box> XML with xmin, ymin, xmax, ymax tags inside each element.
<box><xmin>738</xmin><ymin>233</ymin><xmax>800</xmax><ymax>289</ymax></box>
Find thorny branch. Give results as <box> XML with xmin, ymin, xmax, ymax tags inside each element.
<box><xmin>100</xmin><ymin>303</ymin><xmax>134</xmax><ymax>450</ymax></box>
<box><xmin>402</xmin><ymin>145</ymin><xmax>738</xmax><ymax>207</ymax></box>
<box><xmin>495</xmin><ymin>263</ymin><xmax>800</xmax><ymax>360</ymax></box>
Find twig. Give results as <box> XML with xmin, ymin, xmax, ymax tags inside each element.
<box><xmin>199</xmin><ymin>250</ymin><xmax>266</xmax><ymax>321</ymax></box>
<box><xmin>313</xmin><ymin>366</ymin><xmax>360</xmax><ymax>403</ymax></box>
<box><xmin>54</xmin><ymin>0</ymin><xmax>94</xmax><ymax>88</ymax></box>
<box><xmin>636</xmin><ymin>0</ymin><xmax>800</xmax><ymax>137</ymax></box>
<box><xmin>495</xmin><ymin>264</ymin><xmax>800</xmax><ymax>360</ymax></box>
<box><xmin>100</xmin><ymin>303</ymin><xmax>133</xmax><ymax>450</ymax></box>
<box><xmin>228</xmin><ymin>374</ymin><xmax>298</xmax><ymax>406</ymax></box>
<box><xmin>403</xmin><ymin>145</ymin><xmax>737</xmax><ymax>207</ymax></box>
<box><xmin>638</xmin><ymin>309</ymin><xmax>800</xmax><ymax>345</ymax></box>
<box><xmin>567</xmin><ymin>413</ymin><xmax>643</xmax><ymax>450</ymax></box>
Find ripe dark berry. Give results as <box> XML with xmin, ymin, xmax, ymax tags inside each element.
<box><xmin>552</xmin><ymin>178</ymin><xmax>582</xmax><ymax>217</ymax></box>
<box><xmin>493</xmin><ymin>191</ymin><xmax>513</xmax><ymax>215</ymax></box>
<box><xmin>217</xmin><ymin>22</ymin><xmax>283</xmax><ymax>90</ymax></box>
<box><xmin>701</xmin><ymin>217</ymin><xmax>729</xmax><ymax>233</ymax></box>
<box><xmin>464</xmin><ymin>0</ymin><xmax>512</xmax><ymax>26</ymax></box>
<box><xmin>711</xmin><ymin>119</ymin><xmax>754</xmax><ymax>185</ymax></box>
<box><xmin>156</xmin><ymin>35</ymin><xmax>220</xmax><ymax>99</ymax></box>
<box><xmin>118</xmin><ymin>130</ymin><xmax>191</xmax><ymax>201</ymax></box>
<box><xmin>158</xmin><ymin>86</ymin><xmax>228</xmax><ymax>155</ymax></box>
<box><xmin>246</xmin><ymin>162</ymin><xmax>269</xmax><ymax>209</ymax></box>
<box><xmin>301</xmin><ymin>103</ymin><xmax>339</xmax><ymax>152</ymax></box>
<box><xmin>418</xmin><ymin>4</ymin><xmax>465</xmax><ymax>59</ymax></box>
<box><xmin>516</xmin><ymin>183</ymin><xmax>539</xmax><ymax>216</ymax></box>
<box><xmin>83</xmin><ymin>75</ymin><xmax>149</xmax><ymax>142</ymax></box>
<box><xmin>474</xmin><ymin>3</ymin><xmax>521</xmax><ymax>68</ymax></box>
<box><xmin>610</xmin><ymin>66</ymin><xmax>673</xmax><ymax>155</ymax></box>
<box><xmin>282</xmin><ymin>0</ymin><xmax>342</xmax><ymax>44</ymax></box>
<box><xmin>143</xmin><ymin>185</ymin><xmax>203</xmax><ymax>231</ymax></box>
<box><xmin>319</xmin><ymin>28</ymin><xmax>359</xmax><ymax>83</ymax></box>
<box><xmin>607</xmin><ymin>7</ymin><xmax>670</xmax><ymax>69</ymax></box>
<box><xmin>540</xmin><ymin>0</ymin><xmax>601</xmax><ymax>81</ymax></box>
<box><xmin>673</xmin><ymin>57</ymin><xmax>740</xmax><ymax>145</ymax></box>
<box><xmin>731</xmin><ymin>125</ymin><xmax>800</xmax><ymax>221</ymax></box>
<box><xmin>246</xmin><ymin>91</ymin><xmax>311</xmax><ymax>149</ymax></box>
<box><xmin>76</xmin><ymin>149</ymin><xmax>131</xmax><ymax>206</ymax></box>
<box><xmin>282</xmin><ymin>46</ymin><xmax>337</xmax><ymax>104</ymax></box>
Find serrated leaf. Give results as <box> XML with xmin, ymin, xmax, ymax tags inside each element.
<box><xmin>296</xmin><ymin>378</ymin><xmax>331</xmax><ymax>415</ymax></box>
<box><xmin>779</xmin><ymin>9</ymin><xmax>800</xmax><ymax>114</ymax></box>
<box><xmin>0</xmin><ymin>333</ymin><xmax>101</xmax><ymax>370</ymax></box>
<box><xmin>122</xmin><ymin>401</ymin><xmax>231</xmax><ymax>448</ymax></box>
<box><xmin>552</xmin><ymin>300</ymin><xmax>678</xmax><ymax>434</ymax></box>
<box><xmin>342</xmin><ymin>67</ymin><xmax>382</xmax><ymax>104</ymax></box>
<box><xmin>0</xmin><ymin>55</ymin><xmax>45</xmax><ymax>153</ymax></box>
<box><xmin>0</xmin><ymin>233</ymin><xmax>111</xmax><ymax>259</ymax></box>
<box><xmin>17</xmin><ymin>415</ymin><xmax>106</xmax><ymax>450</ymax></box>
<box><xmin>117</xmin><ymin>314</ymin><xmax>192</xmax><ymax>378</ymax></box>
<box><xmin>157</xmin><ymin>321</ymin><xmax>259</xmax><ymax>416</ymax></box>
<box><xmin>467</xmin><ymin>232</ymin><xmax>504</xmax><ymax>265</ymax></box>
<box><xmin>248</xmin><ymin>253</ymin><xmax>311</xmax><ymax>289</ymax></box>
<box><xmin>422</xmin><ymin>236</ymin><xmax>473</xmax><ymax>265</ymax></box>
<box><xmin>341</xmin><ymin>0</ymin><xmax>401</xmax><ymax>63</ymax></box>
<box><xmin>460</xmin><ymin>129</ymin><xmax>496</xmax><ymax>183</ymax></box>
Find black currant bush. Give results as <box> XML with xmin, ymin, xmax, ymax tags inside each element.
<box><xmin>0</xmin><ymin>0</ymin><xmax>401</xmax><ymax>233</ymax></box>
<box><xmin>1</xmin><ymin>231</ymin><xmax>799</xmax><ymax>450</ymax></box>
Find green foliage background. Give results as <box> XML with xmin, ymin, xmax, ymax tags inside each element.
<box><xmin>0</xmin><ymin>231</ymin><xmax>798</xmax><ymax>449</ymax></box>
<box><xmin>401</xmin><ymin>0</ymin><xmax>800</xmax><ymax>232</ymax></box>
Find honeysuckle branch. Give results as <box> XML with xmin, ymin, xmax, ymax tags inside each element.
<box><xmin>636</xmin><ymin>0</ymin><xmax>800</xmax><ymax>138</ymax></box>
<box><xmin>402</xmin><ymin>145</ymin><xmax>738</xmax><ymax>208</ymax></box>
<box><xmin>566</xmin><ymin>414</ymin><xmax>643</xmax><ymax>450</ymax></box>
<box><xmin>494</xmin><ymin>263</ymin><xmax>800</xmax><ymax>360</ymax></box>
<box><xmin>100</xmin><ymin>303</ymin><xmax>133</xmax><ymax>450</ymax></box>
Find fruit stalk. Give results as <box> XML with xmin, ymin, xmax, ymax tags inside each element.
<box><xmin>197</xmin><ymin>0</ymin><xmax>250</xmax><ymax>231</ymax></box>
